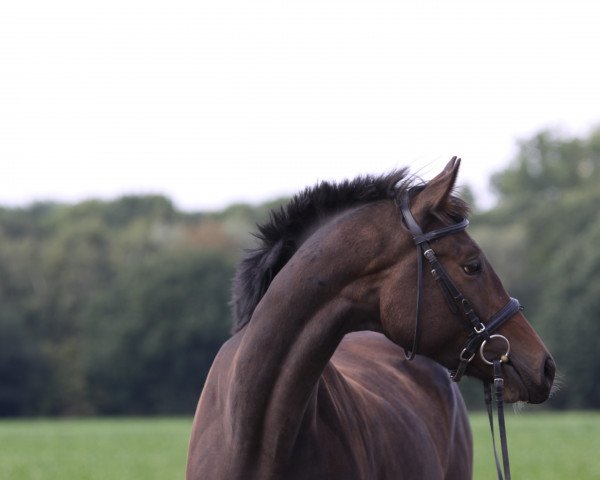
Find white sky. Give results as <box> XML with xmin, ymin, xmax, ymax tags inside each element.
<box><xmin>1</xmin><ymin>1</ymin><xmax>599</xmax><ymax>211</ymax></box>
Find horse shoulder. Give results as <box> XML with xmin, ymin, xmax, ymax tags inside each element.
<box><xmin>319</xmin><ymin>332</ymin><xmax>472</xmax><ymax>479</ymax></box>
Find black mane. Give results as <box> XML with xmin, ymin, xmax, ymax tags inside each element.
<box><xmin>230</xmin><ymin>169</ymin><xmax>470</xmax><ymax>333</ymax></box>
<box><xmin>230</xmin><ymin>170</ymin><xmax>410</xmax><ymax>333</ymax></box>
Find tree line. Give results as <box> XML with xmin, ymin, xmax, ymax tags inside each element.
<box><xmin>1</xmin><ymin>127</ymin><xmax>599</xmax><ymax>416</ymax></box>
<box><xmin>0</xmin><ymin>195</ymin><xmax>279</xmax><ymax>415</ymax></box>
<box><xmin>470</xmin><ymin>126</ymin><xmax>600</xmax><ymax>409</ymax></box>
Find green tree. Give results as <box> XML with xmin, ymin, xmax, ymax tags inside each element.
<box><xmin>472</xmin><ymin>126</ymin><xmax>600</xmax><ymax>408</ymax></box>
<box><xmin>0</xmin><ymin>194</ymin><xmax>262</xmax><ymax>416</ymax></box>
<box><xmin>85</xmin><ymin>251</ymin><xmax>234</xmax><ymax>414</ymax></box>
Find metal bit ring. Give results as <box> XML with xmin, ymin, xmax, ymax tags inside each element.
<box><xmin>479</xmin><ymin>334</ymin><xmax>511</xmax><ymax>365</ymax></box>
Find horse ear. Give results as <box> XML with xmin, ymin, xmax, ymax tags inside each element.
<box><xmin>412</xmin><ymin>156</ymin><xmax>461</xmax><ymax>222</ymax></box>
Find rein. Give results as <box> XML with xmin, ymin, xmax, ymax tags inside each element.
<box><xmin>400</xmin><ymin>186</ymin><xmax>519</xmax><ymax>480</ymax></box>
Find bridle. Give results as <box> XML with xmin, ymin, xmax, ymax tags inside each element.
<box><xmin>400</xmin><ymin>185</ymin><xmax>520</xmax><ymax>480</ymax></box>
<box><xmin>399</xmin><ymin>186</ymin><xmax>521</xmax><ymax>376</ymax></box>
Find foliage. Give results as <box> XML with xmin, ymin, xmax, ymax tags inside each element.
<box><xmin>0</xmin><ymin>126</ymin><xmax>599</xmax><ymax>415</ymax></box>
<box><xmin>470</xmin><ymin>126</ymin><xmax>600</xmax><ymax>408</ymax></box>
<box><xmin>0</xmin><ymin>196</ymin><xmax>266</xmax><ymax>416</ymax></box>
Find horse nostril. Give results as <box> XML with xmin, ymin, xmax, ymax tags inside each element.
<box><xmin>544</xmin><ymin>356</ymin><xmax>556</xmax><ymax>384</ymax></box>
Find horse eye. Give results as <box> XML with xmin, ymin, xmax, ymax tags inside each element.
<box><xmin>462</xmin><ymin>261</ymin><xmax>482</xmax><ymax>275</ymax></box>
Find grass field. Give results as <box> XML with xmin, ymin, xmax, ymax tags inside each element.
<box><xmin>1</xmin><ymin>412</ymin><xmax>598</xmax><ymax>479</ymax></box>
<box><xmin>0</xmin><ymin>417</ymin><xmax>190</xmax><ymax>480</ymax></box>
<box><xmin>471</xmin><ymin>411</ymin><xmax>600</xmax><ymax>479</ymax></box>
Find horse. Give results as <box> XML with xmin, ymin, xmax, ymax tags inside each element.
<box><xmin>187</xmin><ymin>158</ymin><xmax>555</xmax><ymax>479</ymax></box>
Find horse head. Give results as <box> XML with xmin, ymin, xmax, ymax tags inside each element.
<box><xmin>375</xmin><ymin>158</ymin><xmax>555</xmax><ymax>403</ymax></box>
<box><xmin>230</xmin><ymin>157</ymin><xmax>554</xmax><ymax>404</ymax></box>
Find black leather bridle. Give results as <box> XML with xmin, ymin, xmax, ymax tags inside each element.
<box><xmin>400</xmin><ymin>185</ymin><xmax>520</xmax><ymax>480</ymax></box>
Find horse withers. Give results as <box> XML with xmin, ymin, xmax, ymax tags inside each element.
<box><xmin>187</xmin><ymin>158</ymin><xmax>555</xmax><ymax>479</ymax></box>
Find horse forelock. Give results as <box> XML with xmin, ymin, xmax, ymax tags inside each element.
<box><xmin>229</xmin><ymin>168</ymin><xmax>469</xmax><ymax>334</ymax></box>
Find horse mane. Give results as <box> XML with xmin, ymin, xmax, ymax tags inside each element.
<box><xmin>230</xmin><ymin>169</ymin><xmax>469</xmax><ymax>333</ymax></box>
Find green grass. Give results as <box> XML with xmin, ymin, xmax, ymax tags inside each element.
<box><xmin>0</xmin><ymin>417</ymin><xmax>191</xmax><ymax>480</ymax></box>
<box><xmin>0</xmin><ymin>412</ymin><xmax>598</xmax><ymax>479</ymax></box>
<box><xmin>471</xmin><ymin>411</ymin><xmax>600</xmax><ymax>479</ymax></box>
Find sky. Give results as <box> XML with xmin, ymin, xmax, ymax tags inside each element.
<box><xmin>1</xmin><ymin>1</ymin><xmax>599</xmax><ymax>211</ymax></box>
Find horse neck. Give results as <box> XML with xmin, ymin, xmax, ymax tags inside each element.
<box><xmin>227</xmin><ymin>204</ymin><xmax>399</xmax><ymax>476</ymax></box>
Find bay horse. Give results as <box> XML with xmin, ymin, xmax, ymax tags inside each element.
<box><xmin>187</xmin><ymin>158</ymin><xmax>555</xmax><ymax>479</ymax></box>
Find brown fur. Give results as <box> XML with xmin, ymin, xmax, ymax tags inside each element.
<box><xmin>187</xmin><ymin>160</ymin><xmax>553</xmax><ymax>479</ymax></box>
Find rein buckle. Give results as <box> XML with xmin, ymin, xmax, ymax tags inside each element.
<box><xmin>459</xmin><ymin>347</ymin><xmax>475</xmax><ymax>363</ymax></box>
<box><xmin>474</xmin><ymin>322</ymin><xmax>487</xmax><ymax>334</ymax></box>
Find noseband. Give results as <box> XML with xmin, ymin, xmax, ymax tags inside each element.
<box><xmin>400</xmin><ymin>185</ymin><xmax>521</xmax><ymax>480</ymax></box>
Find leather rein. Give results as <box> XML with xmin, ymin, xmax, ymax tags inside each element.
<box><xmin>400</xmin><ymin>186</ymin><xmax>521</xmax><ymax>480</ymax></box>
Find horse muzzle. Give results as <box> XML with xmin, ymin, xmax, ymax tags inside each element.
<box><xmin>502</xmin><ymin>353</ymin><xmax>556</xmax><ymax>404</ymax></box>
